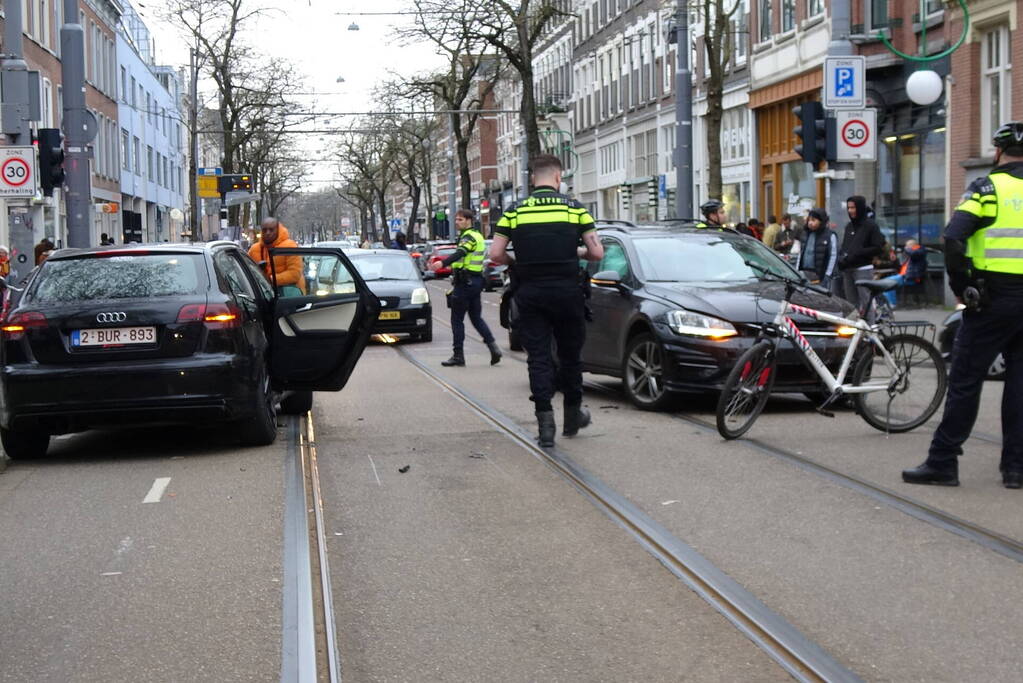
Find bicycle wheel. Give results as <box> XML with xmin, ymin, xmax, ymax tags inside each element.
<box><xmin>852</xmin><ymin>333</ymin><xmax>947</xmax><ymax>433</ymax></box>
<box><xmin>716</xmin><ymin>341</ymin><xmax>777</xmax><ymax>439</ymax></box>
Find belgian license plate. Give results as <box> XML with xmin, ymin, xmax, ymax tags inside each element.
<box><xmin>378</xmin><ymin>311</ymin><xmax>400</xmax><ymax>320</ymax></box>
<box><xmin>72</xmin><ymin>326</ymin><xmax>156</xmax><ymax>347</ymax></box>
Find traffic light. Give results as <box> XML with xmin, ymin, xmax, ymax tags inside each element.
<box><xmin>792</xmin><ymin>101</ymin><xmax>828</xmax><ymax>165</ymax></box>
<box><xmin>619</xmin><ymin>184</ymin><xmax>632</xmax><ymax>211</ymax></box>
<box><xmin>217</xmin><ymin>173</ymin><xmax>253</xmax><ymax>194</ymax></box>
<box><xmin>36</xmin><ymin>128</ymin><xmax>65</xmax><ymax>197</ymax></box>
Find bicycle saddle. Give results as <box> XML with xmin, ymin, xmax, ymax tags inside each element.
<box><xmin>858</xmin><ymin>279</ymin><xmax>898</xmax><ymax>293</ymax></box>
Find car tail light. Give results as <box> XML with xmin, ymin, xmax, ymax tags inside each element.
<box><xmin>202</xmin><ymin>303</ymin><xmax>241</xmax><ymax>330</ymax></box>
<box><xmin>176</xmin><ymin>303</ymin><xmax>206</xmax><ymax>322</ymax></box>
<box><xmin>176</xmin><ymin>303</ymin><xmax>240</xmax><ymax>329</ymax></box>
<box><xmin>1</xmin><ymin>311</ymin><xmax>48</xmax><ymax>339</ymax></box>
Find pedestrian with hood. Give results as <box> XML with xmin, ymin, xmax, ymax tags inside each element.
<box><xmin>795</xmin><ymin>208</ymin><xmax>838</xmax><ymax>289</ymax></box>
<box><xmin>836</xmin><ymin>195</ymin><xmax>884</xmax><ymax>310</ymax></box>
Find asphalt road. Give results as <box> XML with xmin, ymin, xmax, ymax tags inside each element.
<box><xmin>1</xmin><ymin>283</ymin><xmax>1020</xmax><ymax>682</ymax></box>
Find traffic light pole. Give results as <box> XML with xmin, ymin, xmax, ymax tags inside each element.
<box><xmin>61</xmin><ymin>0</ymin><xmax>96</xmax><ymax>248</ymax></box>
<box><xmin>826</xmin><ymin>0</ymin><xmax>855</xmax><ymax>229</ymax></box>
<box><xmin>673</xmin><ymin>4</ymin><xmax>693</xmax><ymax>219</ymax></box>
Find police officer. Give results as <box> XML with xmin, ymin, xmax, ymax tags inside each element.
<box><xmin>488</xmin><ymin>154</ymin><xmax>604</xmax><ymax>447</ymax></box>
<box><xmin>903</xmin><ymin>122</ymin><xmax>1023</xmax><ymax>490</ymax></box>
<box><xmin>431</xmin><ymin>208</ymin><xmax>502</xmax><ymax>367</ymax></box>
<box><xmin>696</xmin><ymin>199</ymin><xmax>727</xmax><ymax>228</ymax></box>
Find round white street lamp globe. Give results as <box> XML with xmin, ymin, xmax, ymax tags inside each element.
<box><xmin>906</xmin><ymin>69</ymin><xmax>944</xmax><ymax>106</ymax></box>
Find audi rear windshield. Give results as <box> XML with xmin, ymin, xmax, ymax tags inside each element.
<box><xmin>27</xmin><ymin>253</ymin><xmax>209</xmax><ymax>303</ymax></box>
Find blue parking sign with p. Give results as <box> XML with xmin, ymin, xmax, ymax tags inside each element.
<box><xmin>835</xmin><ymin>68</ymin><xmax>854</xmax><ymax>98</ymax></box>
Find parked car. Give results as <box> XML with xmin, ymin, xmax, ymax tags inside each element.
<box><xmin>482</xmin><ymin>240</ymin><xmax>507</xmax><ymax>292</ymax></box>
<box><xmin>425</xmin><ymin>244</ymin><xmax>458</xmax><ymax>278</ymax></box>
<box><xmin>502</xmin><ymin>224</ymin><xmax>856</xmax><ymax>409</ymax></box>
<box><xmin>0</xmin><ymin>241</ymin><xmax>379</xmax><ymax>459</ymax></box>
<box><xmin>939</xmin><ymin>306</ymin><xmax>1005</xmax><ymax>380</ymax></box>
<box><xmin>334</xmin><ymin>249</ymin><xmax>432</xmax><ymax>342</ymax></box>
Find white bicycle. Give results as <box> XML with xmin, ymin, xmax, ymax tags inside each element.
<box><xmin>716</xmin><ymin>272</ymin><xmax>947</xmax><ymax>439</ymax></box>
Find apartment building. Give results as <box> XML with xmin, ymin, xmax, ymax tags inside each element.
<box><xmin>117</xmin><ymin>3</ymin><xmax>186</xmax><ymax>244</ymax></box>
<box><xmin>946</xmin><ymin>0</ymin><xmax>1019</xmax><ymax>209</ymax></box>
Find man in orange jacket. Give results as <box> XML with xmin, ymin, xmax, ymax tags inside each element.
<box><xmin>248</xmin><ymin>217</ymin><xmax>306</xmax><ymax>294</ymax></box>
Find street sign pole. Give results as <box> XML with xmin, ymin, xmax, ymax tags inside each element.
<box><xmin>2</xmin><ymin>0</ymin><xmax>36</xmax><ymax>276</ymax></box>
<box><xmin>673</xmin><ymin>5</ymin><xmax>693</xmax><ymax>219</ymax></box>
<box><xmin>61</xmin><ymin>0</ymin><xmax>97</xmax><ymax>249</ymax></box>
<box><xmin>825</xmin><ymin>0</ymin><xmax>856</xmax><ymax>236</ymax></box>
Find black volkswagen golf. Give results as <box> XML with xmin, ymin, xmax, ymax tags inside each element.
<box><xmin>579</xmin><ymin>224</ymin><xmax>856</xmax><ymax>409</ymax></box>
<box><xmin>0</xmin><ymin>242</ymin><xmax>379</xmax><ymax>459</ymax></box>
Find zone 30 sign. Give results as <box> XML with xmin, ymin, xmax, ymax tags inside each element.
<box><xmin>833</xmin><ymin>109</ymin><xmax>877</xmax><ymax>162</ymax></box>
<box><xmin>0</xmin><ymin>147</ymin><xmax>38</xmax><ymax>197</ymax></box>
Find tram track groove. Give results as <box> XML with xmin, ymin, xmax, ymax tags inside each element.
<box><xmin>281</xmin><ymin>414</ymin><xmax>344</xmax><ymax>683</ymax></box>
<box><xmin>426</xmin><ymin>293</ymin><xmax>1018</xmax><ymax>560</ymax></box>
<box><xmin>580</xmin><ymin>380</ymin><xmax>1023</xmax><ymax>564</ymax></box>
<box><xmin>393</xmin><ymin>343</ymin><xmax>860</xmax><ymax>683</ymax></box>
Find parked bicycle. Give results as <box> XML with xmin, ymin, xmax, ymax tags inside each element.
<box><xmin>715</xmin><ymin>266</ymin><xmax>947</xmax><ymax>439</ymax></box>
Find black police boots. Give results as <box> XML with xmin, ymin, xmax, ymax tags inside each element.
<box><xmin>902</xmin><ymin>460</ymin><xmax>959</xmax><ymax>486</ymax></box>
<box><xmin>563</xmin><ymin>405</ymin><xmax>591</xmax><ymax>437</ymax></box>
<box><xmin>536</xmin><ymin>411</ymin><xmax>556</xmax><ymax>447</ymax></box>
<box><xmin>487</xmin><ymin>341</ymin><xmax>503</xmax><ymax>365</ymax></box>
<box><xmin>441</xmin><ymin>350</ymin><xmax>465</xmax><ymax>367</ymax></box>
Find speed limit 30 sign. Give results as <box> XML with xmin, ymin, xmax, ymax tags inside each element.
<box><xmin>0</xmin><ymin>147</ymin><xmax>38</xmax><ymax>197</ymax></box>
<box><xmin>834</xmin><ymin>109</ymin><xmax>877</xmax><ymax>161</ymax></box>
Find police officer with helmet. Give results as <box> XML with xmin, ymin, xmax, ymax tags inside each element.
<box><xmin>431</xmin><ymin>208</ymin><xmax>502</xmax><ymax>367</ymax></box>
<box><xmin>697</xmin><ymin>199</ymin><xmax>727</xmax><ymax>228</ymax></box>
<box><xmin>903</xmin><ymin>122</ymin><xmax>1023</xmax><ymax>489</ymax></box>
<box><xmin>488</xmin><ymin>154</ymin><xmax>604</xmax><ymax>447</ymax></box>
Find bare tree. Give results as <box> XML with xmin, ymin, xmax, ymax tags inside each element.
<box><xmin>405</xmin><ymin>0</ymin><xmax>571</xmax><ymax>158</ymax></box>
<box><xmin>697</xmin><ymin>0</ymin><xmax>744</xmax><ymax>202</ymax></box>
<box><xmin>166</xmin><ymin>0</ymin><xmax>313</xmax><ymax>224</ymax></box>
<box><xmin>397</xmin><ymin>6</ymin><xmax>501</xmax><ymax>209</ymax></box>
<box><xmin>335</xmin><ymin>127</ymin><xmax>398</xmax><ymax>242</ymax></box>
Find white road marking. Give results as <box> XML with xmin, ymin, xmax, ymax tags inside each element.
<box><xmin>100</xmin><ymin>571</ymin><xmax>122</xmax><ymax>576</ymax></box>
<box><xmin>366</xmin><ymin>455</ymin><xmax>382</xmax><ymax>486</ymax></box>
<box><xmin>142</xmin><ymin>477</ymin><xmax>172</xmax><ymax>503</ymax></box>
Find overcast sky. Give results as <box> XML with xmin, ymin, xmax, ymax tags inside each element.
<box><xmin>134</xmin><ymin>0</ymin><xmax>444</xmax><ymax>188</ymax></box>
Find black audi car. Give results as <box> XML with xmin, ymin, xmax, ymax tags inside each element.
<box><xmin>578</xmin><ymin>224</ymin><xmax>857</xmax><ymax>409</ymax></box>
<box><xmin>0</xmin><ymin>242</ymin><xmax>379</xmax><ymax>459</ymax></box>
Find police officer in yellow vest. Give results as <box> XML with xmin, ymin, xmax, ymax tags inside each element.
<box><xmin>430</xmin><ymin>208</ymin><xmax>501</xmax><ymax>367</ymax></box>
<box><xmin>696</xmin><ymin>199</ymin><xmax>727</xmax><ymax>228</ymax></box>
<box><xmin>904</xmin><ymin>122</ymin><xmax>1023</xmax><ymax>490</ymax></box>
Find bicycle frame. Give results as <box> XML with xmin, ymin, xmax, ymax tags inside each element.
<box><xmin>768</xmin><ymin>300</ymin><xmax>901</xmax><ymax>395</ymax></box>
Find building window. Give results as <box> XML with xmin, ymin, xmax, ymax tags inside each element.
<box><xmin>133</xmin><ymin>136</ymin><xmax>141</xmax><ymax>175</ymax></box>
<box><xmin>781</xmin><ymin>0</ymin><xmax>795</xmax><ymax>32</ymax></box>
<box><xmin>121</xmin><ymin>129</ymin><xmax>130</xmax><ymax>170</ymax></box>
<box><xmin>982</xmin><ymin>26</ymin><xmax>1012</xmax><ymax>156</ymax></box>
<box><xmin>759</xmin><ymin>0</ymin><xmax>772</xmax><ymax>42</ymax></box>
<box><xmin>42</xmin><ymin>78</ymin><xmax>52</xmax><ymax>127</ymax></box>
<box><xmin>147</xmin><ymin>146</ymin><xmax>154</xmax><ymax>181</ymax></box>
<box><xmin>868</xmin><ymin>0</ymin><xmax>888</xmax><ymax>31</ymax></box>
<box><xmin>732</xmin><ymin>1</ymin><xmax>748</xmax><ymax>65</ymax></box>
<box><xmin>807</xmin><ymin>0</ymin><xmax>824</xmax><ymax>16</ymax></box>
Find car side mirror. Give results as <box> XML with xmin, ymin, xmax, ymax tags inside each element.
<box><xmin>591</xmin><ymin>270</ymin><xmax>623</xmax><ymax>288</ymax></box>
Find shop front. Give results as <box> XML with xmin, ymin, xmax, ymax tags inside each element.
<box><xmin>750</xmin><ymin>70</ymin><xmax>826</xmax><ymax>225</ymax></box>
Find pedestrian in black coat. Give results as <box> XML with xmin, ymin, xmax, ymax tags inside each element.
<box><xmin>836</xmin><ymin>195</ymin><xmax>884</xmax><ymax>311</ymax></box>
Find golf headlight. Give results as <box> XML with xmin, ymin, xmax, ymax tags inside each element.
<box><xmin>666</xmin><ymin>310</ymin><xmax>737</xmax><ymax>338</ymax></box>
<box><xmin>410</xmin><ymin>287</ymin><xmax>430</xmax><ymax>305</ymax></box>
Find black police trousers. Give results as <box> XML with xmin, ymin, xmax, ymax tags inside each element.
<box><xmin>514</xmin><ymin>281</ymin><xmax>586</xmax><ymax>412</ymax></box>
<box><xmin>449</xmin><ymin>273</ymin><xmax>495</xmax><ymax>351</ymax></box>
<box><xmin>929</xmin><ymin>291</ymin><xmax>1023</xmax><ymax>474</ymax></box>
